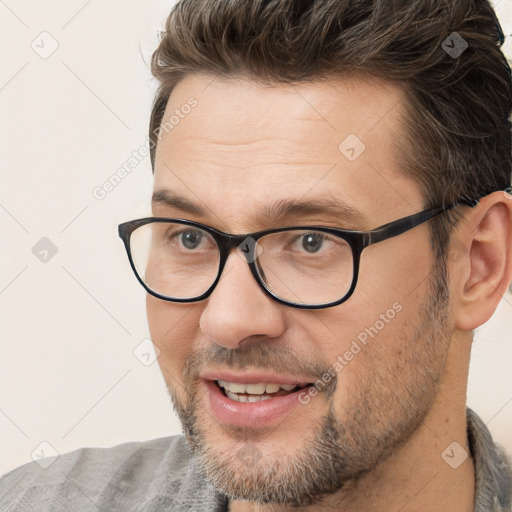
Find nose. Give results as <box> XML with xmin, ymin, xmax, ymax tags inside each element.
<box><xmin>199</xmin><ymin>248</ymin><xmax>287</xmax><ymax>349</ymax></box>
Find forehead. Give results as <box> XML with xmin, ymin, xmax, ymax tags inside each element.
<box><xmin>153</xmin><ymin>73</ymin><xmax>422</xmax><ymax>231</ymax></box>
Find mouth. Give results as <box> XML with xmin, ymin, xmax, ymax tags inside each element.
<box><xmin>200</xmin><ymin>372</ymin><xmax>318</xmax><ymax>427</ymax></box>
<box><xmin>215</xmin><ymin>379</ymin><xmax>310</xmax><ymax>402</ymax></box>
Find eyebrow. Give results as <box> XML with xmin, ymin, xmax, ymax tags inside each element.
<box><xmin>151</xmin><ymin>188</ymin><xmax>368</xmax><ymax>229</ymax></box>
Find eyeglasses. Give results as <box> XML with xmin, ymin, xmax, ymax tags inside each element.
<box><xmin>118</xmin><ymin>199</ymin><xmax>477</xmax><ymax>309</ymax></box>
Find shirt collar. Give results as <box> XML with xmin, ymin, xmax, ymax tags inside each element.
<box><xmin>467</xmin><ymin>408</ymin><xmax>512</xmax><ymax>512</ymax></box>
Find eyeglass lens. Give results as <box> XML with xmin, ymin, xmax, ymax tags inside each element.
<box><xmin>129</xmin><ymin>222</ymin><xmax>354</xmax><ymax>306</ymax></box>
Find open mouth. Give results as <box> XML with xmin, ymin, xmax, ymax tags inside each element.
<box><xmin>215</xmin><ymin>379</ymin><xmax>310</xmax><ymax>403</ymax></box>
<box><xmin>204</xmin><ymin>376</ymin><xmax>318</xmax><ymax>426</ymax></box>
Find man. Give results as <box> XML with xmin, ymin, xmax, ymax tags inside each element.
<box><xmin>2</xmin><ymin>0</ymin><xmax>512</xmax><ymax>510</ymax></box>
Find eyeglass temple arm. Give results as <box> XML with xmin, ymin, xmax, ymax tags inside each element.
<box><xmin>365</xmin><ymin>197</ymin><xmax>480</xmax><ymax>247</ymax></box>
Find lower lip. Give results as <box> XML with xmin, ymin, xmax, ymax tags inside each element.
<box><xmin>203</xmin><ymin>379</ymin><xmax>312</xmax><ymax>427</ymax></box>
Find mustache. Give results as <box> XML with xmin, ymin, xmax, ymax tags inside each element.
<box><xmin>182</xmin><ymin>340</ymin><xmax>337</xmax><ymax>395</ymax></box>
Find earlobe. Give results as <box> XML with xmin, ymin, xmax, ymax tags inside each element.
<box><xmin>454</xmin><ymin>196</ymin><xmax>512</xmax><ymax>331</ymax></box>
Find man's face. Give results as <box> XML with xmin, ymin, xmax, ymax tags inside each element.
<box><xmin>148</xmin><ymin>74</ymin><xmax>453</xmax><ymax>505</ymax></box>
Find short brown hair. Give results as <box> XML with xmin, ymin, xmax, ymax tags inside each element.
<box><xmin>149</xmin><ymin>0</ymin><xmax>511</xmax><ymax>252</ymax></box>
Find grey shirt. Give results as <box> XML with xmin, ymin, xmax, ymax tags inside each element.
<box><xmin>1</xmin><ymin>408</ymin><xmax>511</xmax><ymax>511</ymax></box>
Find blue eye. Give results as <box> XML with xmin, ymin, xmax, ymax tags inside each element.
<box><xmin>301</xmin><ymin>233</ymin><xmax>324</xmax><ymax>253</ymax></box>
<box><xmin>180</xmin><ymin>230</ymin><xmax>203</xmax><ymax>250</ymax></box>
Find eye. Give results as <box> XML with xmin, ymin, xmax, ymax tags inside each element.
<box><xmin>178</xmin><ymin>229</ymin><xmax>205</xmax><ymax>250</ymax></box>
<box><xmin>300</xmin><ymin>232</ymin><xmax>325</xmax><ymax>253</ymax></box>
<box><xmin>160</xmin><ymin>226</ymin><xmax>211</xmax><ymax>251</ymax></box>
<box><xmin>282</xmin><ymin>231</ymin><xmax>337</xmax><ymax>255</ymax></box>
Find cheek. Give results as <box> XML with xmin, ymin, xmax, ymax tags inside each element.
<box><xmin>308</xmin><ymin>280</ymin><xmax>422</xmax><ymax>392</ymax></box>
<box><xmin>146</xmin><ymin>295</ymin><xmax>200</xmax><ymax>382</ymax></box>
<box><xmin>359</xmin><ymin>228</ymin><xmax>433</xmax><ymax>301</ymax></box>
<box><xmin>320</xmin><ymin>304</ymin><xmax>417</xmax><ymax>421</ymax></box>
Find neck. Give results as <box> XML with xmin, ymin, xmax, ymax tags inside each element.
<box><xmin>230</xmin><ymin>333</ymin><xmax>475</xmax><ymax>512</ymax></box>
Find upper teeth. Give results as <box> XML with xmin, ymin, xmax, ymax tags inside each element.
<box><xmin>218</xmin><ymin>380</ymin><xmax>297</xmax><ymax>395</ymax></box>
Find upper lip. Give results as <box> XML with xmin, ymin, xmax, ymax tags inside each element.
<box><xmin>200</xmin><ymin>370</ymin><xmax>314</xmax><ymax>386</ymax></box>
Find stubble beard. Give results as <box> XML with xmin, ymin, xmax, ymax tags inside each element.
<box><xmin>166</xmin><ymin>261</ymin><xmax>452</xmax><ymax>507</ymax></box>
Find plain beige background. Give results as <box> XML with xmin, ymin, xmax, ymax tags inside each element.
<box><xmin>1</xmin><ymin>0</ymin><xmax>511</xmax><ymax>477</ymax></box>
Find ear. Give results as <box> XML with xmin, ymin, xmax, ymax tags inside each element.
<box><xmin>453</xmin><ymin>190</ymin><xmax>512</xmax><ymax>331</ymax></box>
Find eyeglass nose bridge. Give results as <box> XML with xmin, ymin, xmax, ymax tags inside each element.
<box><xmin>212</xmin><ymin>229</ymin><xmax>262</xmax><ymax>266</ymax></box>
<box><xmin>235</xmin><ymin>235</ymin><xmax>264</xmax><ymax>263</ymax></box>
<box><xmin>211</xmin><ymin>231</ymin><xmax>269</xmax><ymax>295</ymax></box>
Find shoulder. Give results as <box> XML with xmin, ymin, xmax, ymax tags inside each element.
<box><xmin>0</xmin><ymin>435</ymin><xmax>226</xmax><ymax>512</ymax></box>
<box><xmin>467</xmin><ymin>408</ymin><xmax>512</xmax><ymax>512</ymax></box>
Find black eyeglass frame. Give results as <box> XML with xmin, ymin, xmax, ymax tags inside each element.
<box><xmin>118</xmin><ymin>197</ymin><xmax>482</xmax><ymax>310</ymax></box>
